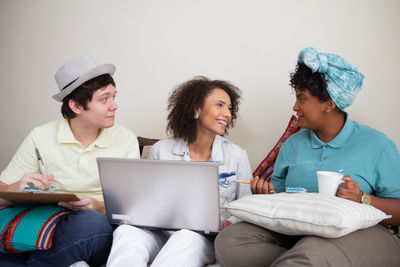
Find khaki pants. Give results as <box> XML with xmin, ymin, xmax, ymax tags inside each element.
<box><xmin>215</xmin><ymin>222</ymin><xmax>400</xmax><ymax>267</ymax></box>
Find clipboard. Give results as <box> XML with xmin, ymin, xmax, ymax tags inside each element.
<box><xmin>0</xmin><ymin>191</ymin><xmax>80</xmax><ymax>205</ymax></box>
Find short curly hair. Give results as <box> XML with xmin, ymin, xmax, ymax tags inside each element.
<box><xmin>289</xmin><ymin>63</ymin><xmax>330</xmax><ymax>102</ymax></box>
<box><xmin>167</xmin><ymin>76</ymin><xmax>241</xmax><ymax>143</ymax></box>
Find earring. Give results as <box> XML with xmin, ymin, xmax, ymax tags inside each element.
<box><xmin>194</xmin><ymin>114</ymin><xmax>199</xmax><ymax>119</ymax></box>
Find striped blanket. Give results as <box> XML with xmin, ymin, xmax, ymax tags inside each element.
<box><xmin>0</xmin><ymin>205</ymin><xmax>69</xmax><ymax>253</ymax></box>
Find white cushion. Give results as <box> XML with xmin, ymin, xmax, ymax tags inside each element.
<box><xmin>225</xmin><ymin>193</ymin><xmax>391</xmax><ymax>238</ymax></box>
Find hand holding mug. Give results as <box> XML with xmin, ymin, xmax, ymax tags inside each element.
<box><xmin>337</xmin><ymin>176</ymin><xmax>362</xmax><ymax>202</ymax></box>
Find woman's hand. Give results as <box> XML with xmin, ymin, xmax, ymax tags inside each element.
<box><xmin>337</xmin><ymin>176</ymin><xmax>362</xmax><ymax>203</ymax></box>
<box><xmin>250</xmin><ymin>176</ymin><xmax>276</xmax><ymax>194</ymax></box>
<box><xmin>58</xmin><ymin>196</ymin><xmax>106</xmax><ymax>214</ymax></box>
<box><xmin>337</xmin><ymin>176</ymin><xmax>400</xmax><ymax>225</ymax></box>
<box><xmin>220</xmin><ymin>220</ymin><xmax>232</xmax><ymax>230</ymax></box>
<box><xmin>3</xmin><ymin>172</ymin><xmax>54</xmax><ymax>192</ymax></box>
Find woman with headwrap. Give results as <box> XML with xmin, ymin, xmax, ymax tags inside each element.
<box><xmin>215</xmin><ymin>47</ymin><xmax>400</xmax><ymax>266</ymax></box>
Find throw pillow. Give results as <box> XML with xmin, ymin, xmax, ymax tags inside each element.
<box><xmin>225</xmin><ymin>193</ymin><xmax>391</xmax><ymax>238</ymax></box>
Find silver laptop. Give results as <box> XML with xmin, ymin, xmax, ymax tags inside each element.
<box><xmin>97</xmin><ymin>157</ymin><xmax>221</xmax><ymax>234</ymax></box>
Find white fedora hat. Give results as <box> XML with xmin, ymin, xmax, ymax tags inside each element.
<box><xmin>53</xmin><ymin>55</ymin><xmax>116</xmax><ymax>102</ymax></box>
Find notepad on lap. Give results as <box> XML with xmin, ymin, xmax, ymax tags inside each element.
<box><xmin>0</xmin><ymin>191</ymin><xmax>79</xmax><ymax>205</ymax></box>
<box><xmin>97</xmin><ymin>158</ymin><xmax>221</xmax><ymax>234</ymax></box>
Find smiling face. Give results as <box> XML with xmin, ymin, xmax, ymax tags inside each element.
<box><xmin>293</xmin><ymin>88</ymin><xmax>328</xmax><ymax>130</ymax></box>
<box><xmin>75</xmin><ymin>84</ymin><xmax>118</xmax><ymax>130</ymax></box>
<box><xmin>195</xmin><ymin>88</ymin><xmax>232</xmax><ymax>137</ymax></box>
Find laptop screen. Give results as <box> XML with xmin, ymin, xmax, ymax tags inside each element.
<box><xmin>97</xmin><ymin>157</ymin><xmax>221</xmax><ymax>234</ymax></box>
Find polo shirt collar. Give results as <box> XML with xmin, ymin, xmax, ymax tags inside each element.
<box><xmin>57</xmin><ymin>119</ymin><xmax>113</xmax><ymax>148</ymax></box>
<box><xmin>311</xmin><ymin>114</ymin><xmax>354</xmax><ymax>149</ymax></box>
<box><xmin>58</xmin><ymin>119</ymin><xmax>77</xmax><ymax>144</ymax></box>
<box><xmin>94</xmin><ymin>127</ymin><xmax>113</xmax><ymax>148</ymax></box>
<box><xmin>171</xmin><ymin>135</ymin><xmax>224</xmax><ymax>163</ymax></box>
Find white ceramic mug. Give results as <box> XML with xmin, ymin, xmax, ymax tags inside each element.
<box><xmin>316</xmin><ymin>171</ymin><xmax>344</xmax><ymax>196</ymax></box>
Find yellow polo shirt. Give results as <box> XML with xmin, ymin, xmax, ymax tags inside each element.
<box><xmin>0</xmin><ymin>119</ymin><xmax>140</xmax><ymax>200</ymax></box>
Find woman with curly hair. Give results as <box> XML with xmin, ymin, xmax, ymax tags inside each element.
<box><xmin>215</xmin><ymin>47</ymin><xmax>400</xmax><ymax>266</ymax></box>
<box><xmin>107</xmin><ymin>76</ymin><xmax>252</xmax><ymax>266</ymax></box>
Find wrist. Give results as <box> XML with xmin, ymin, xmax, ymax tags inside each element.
<box><xmin>361</xmin><ymin>192</ymin><xmax>371</xmax><ymax>205</ymax></box>
<box><xmin>358</xmin><ymin>191</ymin><xmax>363</xmax><ymax>203</ymax></box>
<box><xmin>98</xmin><ymin>201</ymin><xmax>106</xmax><ymax>214</ymax></box>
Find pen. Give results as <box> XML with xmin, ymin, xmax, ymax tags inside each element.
<box><xmin>35</xmin><ymin>147</ymin><xmax>47</xmax><ymax>176</ymax></box>
<box><xmin>35</xmin><ymin>147</ymin><xmax>53</xmax><ymax>191</ymax></box>
<box><xmin>236</xmin><ymin>180</ymin><xmax>251</xmax><ymax>184</ymax></box>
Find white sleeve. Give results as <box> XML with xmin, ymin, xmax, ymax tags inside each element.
<box><xmin>227</xmin><ymin>149</ymin><xmax>252</xmax><ymax>223</ymax></box>
<box><xmin>147</xmin><ymin>141</ymin><xmax>161</xmax><ymax>160</ymax></box>
<box><xmin>236</xmin><ymin>149</ymin><xmax>252</xmax><ymax>199</ymax></box>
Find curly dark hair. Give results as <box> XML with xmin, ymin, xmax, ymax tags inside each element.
<box><xmin>61</xmin><ymin>74</ymin><xmax>115</xmax><ymax>119</ymax></box>
<box><xmin>289</xmin><ymin>63</ymin><xmax>330</xmax><ymax>102</ymax></box>
<box><xmin>167</xmin><ymin>76</ymin><xmax>241</xmax><ymax>143</ymax></box>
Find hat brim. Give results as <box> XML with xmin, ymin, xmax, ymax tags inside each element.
<box><xmin>52</xmin><ymin>63</ymin><xmax>116</xmax><ymax>102</ymax></box>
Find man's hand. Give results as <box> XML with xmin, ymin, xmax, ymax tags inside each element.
<box><xmin>58</xmin><ymin>196</ymin><xmax>106</xmax><ymax>214</ymax></box>
<box><xmin>2</xmin><ymin>173</ymin><xmax>54</xmax><ymax>192</ymax></box>
<box><xmin>250</xmin><ymin>176</ymin><xmax>276</xmax><ymax>194</ymax></box>
<box><xmin>337</xmin><ymin>176</ymin><xmax>362</xmax><ymax>203</ymax></box>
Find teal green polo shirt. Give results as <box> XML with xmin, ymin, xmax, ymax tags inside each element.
<box><xmin>271</xmin><ymin>116</ymin><xmax>400</xmax><ymax>199</ymax></box>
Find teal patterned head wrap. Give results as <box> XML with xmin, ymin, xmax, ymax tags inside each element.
<box><xmin>298</xmin><ymin>47</ymin><xmax>364</xmax><ymax>110</ymax></box>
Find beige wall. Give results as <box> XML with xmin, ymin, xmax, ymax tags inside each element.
<box><xmin>1</xmin><ymin>0</ymin><xmax>399</xmax><ymax>171</ymax></box>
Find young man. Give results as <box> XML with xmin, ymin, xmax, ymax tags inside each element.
<box><xmin>0</xmin><ymin>55</ymin><xmax>140</xmax><ymax>266</ymax></box>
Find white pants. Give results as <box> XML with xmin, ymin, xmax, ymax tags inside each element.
<box><xmin>107</xmin><ymin>225</ymin><xmax>215</xmax><ymax>267</ymax></box>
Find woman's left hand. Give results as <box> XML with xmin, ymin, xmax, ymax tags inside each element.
<box><xmin>337</xmin><ymin>176</ymin><xmax>362</xmax><ymax>203</ymax></box>
<box><xmin>220</xmin><ymin>220</ymin><xmax>232</xmax><ymax>230</ymax></box>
